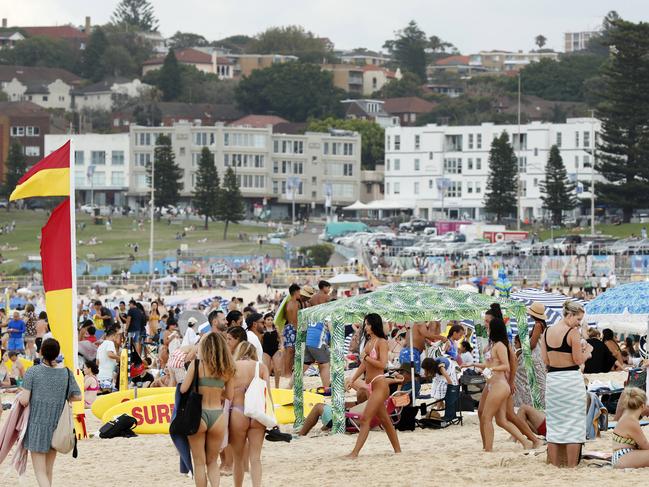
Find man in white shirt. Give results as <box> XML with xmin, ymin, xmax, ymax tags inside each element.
<box><xmin>244</xmin><ymin>312</ymin><xmax>264</xmax><ymax>361</ymax></box>
<box><xmin>96</xmin><ymin>329</ymin><xmax>121</xmax><ymax>389</ymax></box>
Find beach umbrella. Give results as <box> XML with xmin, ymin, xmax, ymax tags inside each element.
<box><xmin>297</xmin><ymin>282</ymin><xmax>533</xmax><ymax>433</ymax></box>
<box><xmin>494</xmin><ymin>267</ymin><xmax>512</xmax><ymax>297</ymax></box>
<box><xmin>328</xmin><ymin>273</ymin><xmax>368</xmax><ymax>285</ymax></box>
<box><xmin>401</xmin><ymin>268</ymin><xmax>420</xmax><ymax>278</ymax></box>
<box><xmin>585</xmin><ymin>281</ymin><xmax>649</xmax><ymax>335</ymax></box>
<box><xmin>510</xmin><ymin>288</ymin><xmax>588</xmax><ymax>329</ymax></box>
<box><xmin>15</xmin><ymin>288</ymin><xmax>35</xmax><ymax>296</ymax></box>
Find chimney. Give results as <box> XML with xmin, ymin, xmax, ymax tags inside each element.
<box><xmin>2</xmin><ymin>18</ymin><xmax>7</xmax><ymax>29</ymax></box>
<box><xmin>85</xmin><ymin>16</ymin><xmax>91</xmax><ymax>32</ymax></box>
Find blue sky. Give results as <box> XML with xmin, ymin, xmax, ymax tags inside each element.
<box><xmin>7</xmin><ymin>0</ymin><xmax>648</xmax><ymax>53</ymax></box>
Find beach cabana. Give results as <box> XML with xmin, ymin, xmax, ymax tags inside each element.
<box><xmin>585</xmin><ymin>281</ymin><xmax>649</xmax><ymax>335</ymax></box>
<box><xmin>295</xmin><ymin>282</ymin><xmax>534</xmax><ymax>434</ymax></box>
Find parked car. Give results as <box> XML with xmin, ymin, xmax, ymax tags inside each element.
<box><xmin>399</xmin><ymin>219</ymin><xmax>431</xmax><ymax>233</ymax></box>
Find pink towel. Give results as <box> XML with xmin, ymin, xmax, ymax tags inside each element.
<box><xmin>0</xmin><ymin>397</ymin><xmax>29</xmax><ymax>475</ymax></box>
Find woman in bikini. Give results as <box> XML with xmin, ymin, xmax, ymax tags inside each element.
<box><xmin>345</xmin><ymin>312</ymin><xmax>401</xmax><ymax>458</ymax></box>
<box><xmin>229</xmin><ymin>342</ymin><xmax>270</xmax><ymax>487</ymax></box>
<box><xmin>181</xmin><ymin>332</ymin><xmax>235</xmax><ymax>487</ymax></box>
<box><xmin>261</xmin><ymin>312</ymin><xmax>282</xmax><ymax>388</ymax></box>
<box><xmin>611</xmin><ymin>387</ymin><xmax>649</xmax><ymax>468</ymax></box>
<box><xmin>474</xmin><ymin>317</ymin><xmax>532</xmax><ymax>451</ymax></box>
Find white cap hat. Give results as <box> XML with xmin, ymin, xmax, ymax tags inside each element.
<box><xmin>187</xmin><ymin>317</ymin><xmax>198</xmax><ymax>326</ymax></box>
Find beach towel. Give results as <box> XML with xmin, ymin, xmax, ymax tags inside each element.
<box><xmin>0</xmin><ymin>397</ymin><xmax>29</xmax><ymax>475</ymax></box>
<box><xmin>586</xmin><ymin>392</ymin><xmax>608</xmax><ymax>440</ymax></box>
<box><xmin>545</xmin><ymin>370</ymin><xmax>586</xmax><ymax>444</ymax></box>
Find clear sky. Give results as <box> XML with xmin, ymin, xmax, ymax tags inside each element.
<box><xmin>6</xmin><ymin>0</ymin><xmax>648</xmax><ymax>53</ymax></box>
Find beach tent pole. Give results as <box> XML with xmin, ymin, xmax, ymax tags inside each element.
<box><xmin>408</xmin><ymin>322</ymin><xmax>416</xmax><ymax>406</ymax></box>
<box><xmin>330</xmin><ymin>318</ymin><xmax>345</xmax><ymax>434</ymax></box>
<box><xmin>292</xmin><ymin>321</ymin><xmax>307</xmax><ymax>431</ymax></box>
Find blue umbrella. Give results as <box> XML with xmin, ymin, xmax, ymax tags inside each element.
<box><xmin>511</xmin><ymin>288</ymin><xmax>588</xmax><ymax>328</ymax></box>
<box><xmin>494</xmin><ymin>267</ymin><xmax>512</xmax><ymax>297</ymax></box>
<box><xmin>585</xmin><ymin>281</ymin><xmax>649</xmax><ymax>335</ymax></box>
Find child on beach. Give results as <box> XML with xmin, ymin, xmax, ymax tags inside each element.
<box><xmin>83</xmin><ymin>361</ymin><xmax>100</xmax><ymax>408</ymax></box>
<box><xmin>611</xmin><ymin>387</ymin><xmax>649</xmax><ymax>468</ymax></box>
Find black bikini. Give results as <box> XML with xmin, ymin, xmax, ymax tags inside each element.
<box><xmin>545</xmin><ymin>329</ymin><xmax>579</xmax><ymax>372</ymax></box>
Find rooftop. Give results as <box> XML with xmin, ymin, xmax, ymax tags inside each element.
<box><xmin>0</xmin><ymin>100</ymin><xmax>50</xmax><ymax>116</ymax></box>
<box><xmin>143</xmin><ymin>48</ymin><xmax>213</xmax><ymax>66</ymax></box>
<box><xmin>0</xmin><ymin>65</ymin><xmax>81</xmax><ymax>85</ymax></box>
<box><xmin>21</xmin><ymin>25</ymin><xmax>87</xmax><ymax>40</ymax></box>
<box><xmin>435</xmin><ymin>55</ymin><xmax>471</xmax><ymax>66</ymax></box>
<box><xmin>229</xmin><ymin>114</ymin><xmax>290</xmax><ymax>128</ymax></box>
<box><xmin>72</xmin><ymin>77</ymin><xmax>133</xmax><ymax>95</ymax></box>
<box><xmin>384</xmin><ymin>96</ymin><xmax>436</xmax><ymax>114</ymax></box>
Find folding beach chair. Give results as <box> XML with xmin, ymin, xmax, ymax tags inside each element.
<box><xmin>417</xmin><ymin>384</ymin><xmax>463</xmax><ymax>429</ymax></box>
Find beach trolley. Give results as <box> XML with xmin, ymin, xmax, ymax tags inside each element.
<box><xmin>293</xmin><ymin>282</ymin><xmax>537</xmax><ymax>434</ymax></box>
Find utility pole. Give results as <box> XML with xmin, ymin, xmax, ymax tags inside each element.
<box><xmin>590</xmin><ymin>110</ymin><xmax>596</xmax><ymax>236</ymax></box>
<box><xmin>516</xmin><ymin>72</ymin><xmax>522</xmax><ymax>231</ymax></box>
<box><xmin>149</xmin><ymin>153</ymin><xmax>155</xmax><ymax>291</ymax></box>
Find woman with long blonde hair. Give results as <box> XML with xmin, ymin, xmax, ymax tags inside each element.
<box><xmin>181</xmin><ymin>332</ymin><xmax>236</xmax><ymax>487</ymax></box>
<box><xmin>229</xmin><ymin>342</ymin><xmax>270</xmax><ymax>487</ymax></box>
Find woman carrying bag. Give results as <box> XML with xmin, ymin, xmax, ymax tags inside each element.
<box><xmin>18</xmin><ymin>338</ymin><xmax>81</xmax><ymax>487</ymax></box>
<box><xmin>180</xmin><ymin>332</ymin><xmax>235</xmax><ymax>487</ymax></box>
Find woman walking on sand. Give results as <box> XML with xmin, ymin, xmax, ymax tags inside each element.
<box><xmin>345</xmin><ymin>313</ymin><xmax>401</xmax><ymax>458</ymax></box>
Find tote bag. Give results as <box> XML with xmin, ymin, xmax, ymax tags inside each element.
<box><xmin>169</xmin><ymin>359</ymin><xmax>202</xmax><ymax>435</ymax></box>
<box><xmin>244</xmin><ymin>362</ymin><xmax>277</xmax><ymax>429</ymax></box>
<box><xmin>51</xmin><ymin>370</ymin><xmax>76</xmax><ymax>454</ymax></box>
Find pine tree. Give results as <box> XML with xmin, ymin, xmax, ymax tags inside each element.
<box><xmin>82</xmin><ymin>27</ymin><xmax>108</xmax><ymax>81</ymax></box>
<box><xmin>111</xmin><ymin>0</ymin><xmax>159</xmax><ymax>32</ymax></box>
<box><xmin>159</xmin><ymin>51</ymin><xmax>182</xmax><ymax>102</ymax></box>
<box><xmin>484</xmin><ymin>131</ymin><xmax>518</xmax><ymax>223</ymax></box>
<box><xmin>217</xmin><ymin>167</ymin><xmax>244</xmax><ymax>240</ymax></box>
<box><xmin>596</xmin><ymin>18</ymin><xmax>649</xmax><ymax>222</ymax></box>
<box><xmin>540</xmin><ymin>145</ymin><xmax>577</xmax><ymax>225</ymax></box>
<box><xmin>149</xmin><ymin>135</ymin><xmax>182</xmax><ymax>208</ymax></box>
<box><xmin>3</xmin><ymin>142</ymin><xmax>26</xmax><ymax>208</ymax></box>
<box><xmin>193</xmin><ymin>147</ymin><xmax>220</xmax><ymax>229</ymax></box>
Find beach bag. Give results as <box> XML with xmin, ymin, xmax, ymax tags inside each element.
<box><xmin>244</xmin><ymin>362</ymin><xmax>277</xmax><ymax>429</ymax></box>
<box><xmin>169</xmin><ymin>359</ymin><xmax>203</xmax><ymax>435</ymax></box>
<box><xmin>51</xmin><ymin>369</ymin><xmax>77</xmax><ymax>455</ymax></box>
<box><xmin>99</xmin><ymin>414</ymin><xmax>138</xmax><ymax>439</ymax></box>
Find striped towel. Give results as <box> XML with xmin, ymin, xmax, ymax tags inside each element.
<box><xmin>545</xmin><ymin>369</ymin><xmax>587</xmax><ymax>444</ymax></box>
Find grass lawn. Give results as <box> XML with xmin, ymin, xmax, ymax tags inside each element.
<box><xmin>0</xmin><ymin>210</ymin><xmax>283</xmax><ymax>275</ymax></box>
<box><xmin>537</xmin><ymin>222</ymin><xmax>646</xmax><ymax>240</ymax></box>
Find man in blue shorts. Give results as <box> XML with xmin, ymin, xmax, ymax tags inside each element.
<box><xmin>282</xmin><ymin>284</ymin><xmax>302</xmax><ymax>379</ymax></box>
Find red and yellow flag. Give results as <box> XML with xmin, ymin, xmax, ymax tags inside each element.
<box><xmin>41</xmin><ymin>198</ymin><xmax>75</xmax><ymax>368</ymax></box>
<box><xmin>9</xmin><ymin>140</ymin><xmax>70</xmax><ymax>201</ymax></box>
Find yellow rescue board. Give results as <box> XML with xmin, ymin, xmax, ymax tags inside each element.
<box><xmin>102</xmin><ymin>392</ymin><xmax>175</xmax><ymax>434</ymax></box>
<box><xmin>91</xmin><ymin>387</ymin><xmax>175</xmax><ymax>419</ymax></box>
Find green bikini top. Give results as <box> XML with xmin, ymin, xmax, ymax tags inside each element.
<box><xmin>198</xmin><ymin>377</ymin><xmax>225</xmax><ymax>388</ymax></box>
<box><xmin>612</xmin><ymin>431</ymin><xmax>638</xmax><ymax>448</ymax></box>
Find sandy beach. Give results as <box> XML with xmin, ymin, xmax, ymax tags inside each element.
<box><xmin>1</xmin><ymin>371</ymin><xmax>647</xmax><ymax>486</ymax></box>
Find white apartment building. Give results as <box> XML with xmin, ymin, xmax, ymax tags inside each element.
<box><xmin>564</xmin><ymin>31</ymin><xmax>599</xmax><ymax>53</ymax></box>
<box><xmin>45</xmin><ymin>133</ymin><xmax>130</xmax><ymax>207</ymax></box>
<box><xmin>384</xmin><ymin>118</ymin><xmax>601</xmax><ymax>221</ymax></box>
<box><xmin>128</xmin><ymin>122</ymin><xmax>362</xmax><ymax>217</ymax></box>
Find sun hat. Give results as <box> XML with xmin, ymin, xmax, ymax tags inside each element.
<box><xmin>527</xmin><ymin>302</ymin><xmax>548</xmax><ymax>321</ymax></box>
<box><xmin>300</xmin><ymin>285</ymin><xmax>315</xmax><ymax>298</ymax></box>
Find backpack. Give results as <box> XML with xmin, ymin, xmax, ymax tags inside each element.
<box><xmin>99</xmin><ymin>414</ymin><xmax>138</xmax><ymax>439</ymax></box>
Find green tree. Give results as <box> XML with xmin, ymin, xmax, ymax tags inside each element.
<box><xmin>301</xmin><ymin>244</ymin><xmax>334</xmax><ymax>266</ymax></box>
<box><xmin>307</xmin><ymin>117</ymin><xmax>384</xmax><ymax>169</ymax></box>
<box><xmin>540</xmin><ymin>145</ymin><xmax>577</xmax><ymax>225</ymax></box>
<box><xmin>144</xmin><ymin>65</ymin><xmax>237</xmax><ymax>104</ymax></box>
<box><xmin>383</xmin><ymin>20</ymin><xmax>428</xmax><ymax>80</ymax></box>
<box><xmin>217</xmin><ymin>167</ymin><xmax>244</xmax><ymax>240</ymax></box>
<box><xmin>111</xmin><ymin>0</ymin><xmax>159</xmax><ymax>31</ymax></box>
<box><xmin>193</xmin><ymin>147</ymin><xmax>220</xmax><ymax>229</ymax></box>
<box><xmin>101</xmin><ymin>44</ymin><xmax>137</xmax><ymax>77</ymax></box>
<box><xmin>484</xmin><ymin>132</ymin><xmax>518</xmax><ymax>223</ymax></box>
<box><xmin>168</xmin><ymin>31</ymin><xmax>208</xmax><ymax>50</ymax></box>
<box><xmin>235</xmin><ymin>62</ymin><xmax>344</xmax><ymax>122</ymax></box>
<box><xmin>3</xmin><ymin>142</ymin><xmax>27</xmax><ymax>203</ymax></box>
<box><xmin>248</xmin><ymin>25</ymin><xmax>332</xmax><ymax>63</ymax></box>
<box><xmin>158</xmin><ymin>50</ymin><xmax>182</xmax><ymax>101</ymax></box>
<box><xmin>0</xmin><ymin>36</ymin><xmax>79</xmax><ymax>72</ymax></box>
<box><xmin>596</xmin><ymin>18</ymin><xmax>649</xmax><ymax>222</ymax></box>
<box><xmin>213</xmin><ymin>35</ymin><xmax>253</xmax><ymax>54</ymax></box>
<box><xmin>103</xmin><ymin>24</ymin><xmax>155</xmax><ymax>71</ymax></box>
<box><xmin>82</xmin><ymin>27</ymin><xmax>109</xmax><ymax>81</ymax></box>
<box><xmin>535</xmin><ymin>34</ymin><xmax>547</xmax><ymax>49</ymax></box>
<box><xmin>372</xmin><ymin>72</ymin><xmax>423</xmax><ymax>98</ymax></box>
<box><xmin>150</xmin><ymin>135</ymin><xmax>182</xmax><ymax>207</ymax></box>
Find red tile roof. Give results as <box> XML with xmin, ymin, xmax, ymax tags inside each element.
<box><xmin>435</xmin><ymin>55</ymin><xmax>470</xmax><ymax>66</ymax></box>
<box><xmin>143</xmin><ymin>48</ymin><xmax>213</xmax><ymax>66</ymax></box>
<box><xmin>384</xmin><ymin>97</ymin><xmax>436</xmax><ymax>114</ymax></box>
<box><xmin>229</xmin><ymin>114</ymin><xmax>289</xmax><ymax>128</ymax></box>
<box><xmin>22</xmin><ymin>26</ymin><xmax>87</xmax><ymax>40</ymax></box>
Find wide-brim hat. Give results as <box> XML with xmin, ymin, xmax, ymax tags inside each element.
<box><xmin>527</xmin><ymin>301</ymin><xmax>548</xmax><ymax>321</ymax></box>
<box><xmin>300</xmin><ymin>285</ymin><xmax>315</xmax><ymax>298</ymax></box>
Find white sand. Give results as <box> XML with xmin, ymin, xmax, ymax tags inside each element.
<box><xmin>2</xmin><ymin>371</ymin><xmax>647</xmax><ymax>486</ymax></box>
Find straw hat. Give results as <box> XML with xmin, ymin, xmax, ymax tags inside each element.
<box><xmin>527</xmin><ymin>302</ymin><xmax>548</xmax><ymax>321</ymax></box>
<box><xmin>300</xmin><ymin>285</ymin><xmax>315</xmax><ymax>298</ymax></box>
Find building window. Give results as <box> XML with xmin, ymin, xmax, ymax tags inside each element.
<box><xmin>583</xmin><ymin>155</ymin><xmax>590</xmax><ymax>168</ymax></box>
<box><xmin>468</xmin><ymin>134</ymin><xmax>474</xmax><ymax>149</ymax></box>
<box><xmin>414</xmin><ymin>135</ymin><xmax>420</xmax><ymax>150</ymax></box>
<box><xmin>179</xmin><ymin>147</ymin><xmax>186</xmax><ymax>156</ymax></box>
<box><xmin>111</xmin><ymin>150</ymin><xmax>124</xmax><ymax>165</ymax></box>
<box><xmin>394</xmin><ymin>159</ymin><xmax>400</xmax><ymax>171</ymax></box>
<box><xmin>344</xmin><ymin>163</ymin><xmax>353</xmax><ymax>176</ymax></box>
<box><xmin>414</xmin><ymin>159</ymin><xmax>420</xmax><ymax>171</ymax></box>
<box><xmin>429</xmin><ymin>152</ymin><xmax>433</xmax><ymax>160</ymax></box>
<box><xmin>556</xmin><ymin>132</ymin><xmax>562</xmax><ymax>147</ymax></box>
<box><xmin>138</xmin><ymin>133</ymin><xmax>151</xmax><ymax>146</ymax></box>
<box><xmin>24</xmin><ymin>146</ymin><xmax>40</xmax><ymax>157</ymax></box>
<box><xmin>476</xmin><ymin>133</ymin><xmax>482</xmax><ymax>149</ymax></box>
<box><xmin>386</xmin><ymin>159</ymin><xmax>390</xmax><ymax>171</ymax></box>
<box><xmin>394</xmin><ymin>182</ymin><xmax>400</xmax><ymax>194</ymax></box>
<box><xmin>386</xmin><ymin>136</ymin><xmax>390</xmax><ymax>151</ymax></box>
<box><xmin>575</xmin><ymin>131</ymin><xmax>580</xmax><ymax>147</ymax></box>
<box><xmin>429</xmin><ymin>179</ymin><xmax>433</xmax><ymax>189</ymax></box>
<box><xmin>467</xmin><ymin>182</ymin><xmax>473</xmax><ymax>194</ymax></box>
<box><xmin>136</xmin><ymin>152</ymin><xmax>151</xmax><ymax>167</ymax></box>
<box><xmin>394</xmin><ymin>135</ymin><xmax>400</xmax><ymax>150</ymax></box>
<box><xmin>111</xmin><ymin>172</ymin><xmax>125</xmax><ymax>186</ymax></box>
<box><xmin>75</xmin><ymin>171</ymin><xmax>84</xmax><ymax>186</ymax></box>
<box><xmin>533</xmin><ymin>178</ymin><xmax>538</xmax><ymax>187</ymax></box>
<box><xmin>414</xmin><ymin>181</ymin><xmax>420</xmax><ymax>194</ymax></box>
<box><xmin>475</xmin><ymin>182</ymin><xmax>482</xmax><ymax>194</ymax></box>
<box><xmin>323</xmin><ymin>142</ymin><xmax>329</xmax><ymax>155</ymax></box>
<box><xmin>91</xmin><ymin>151</ymin><xmax>106</xmax><ymax>165</ymax></box>
<box><xmin>272</xmin><ymin>180</ymin><xmax>279</xmax><ymax>194</ymax></box>
<box><xmin>92</xmin><ymin>171</ymin><xmax>106</xmax><ymax>185</ymax></box>
<box><xmin>583</xmin><ymin>131</ymin><xmax>590</xmax><ymax>148</ymax></box>
<box><xmin>476</xmin><ymin>158</ymin><xmax>482</xmax><ymax>170</ymax></box>
<box><xmin>467</xmin><ymin>158</ymin><xmax>473</xmax><ymax>170</ymax></box>
<box><xmin>520</xmin><ymin>180</ymin><xmax>527</xmax><ymax>197</ymax></box>
<box><xmin>293</xmin><ymin>162</ymin><xmax>304</xmax><ymax>174</ymax></box>
<box><xmin>443</xmin><ymin>158</ymin><xmax>462</xmax><ymax>174</ymax></box>
<box><xmin>534</xmin><ymin>148</ymin><xmax>538</xmax><ymax>156</ymax></box>
<box><xmin>343</xmin><ymin>143</ymin><xmax>353</xmax><ymax>156</ymax></box>
<box><xmin>386</xmin><ymin>182</ymin><xmax>390</xmax><ymax>194</ymax></box>
<box><xmin>517</xmin><ymin>156</ymin><xmax>527</xmax><ymax>173</ymax></box>
<box><xmin>26</xmin><ymin>126</ymin><xmax>40</xmax><ymax>136</ymax></box>
<box><xmin>10</xmin><ymin>126</ymin><xmax>24</xmax><ymax>136</ymax></box>
<box><xmin>273</xmin><ymin>160</ymin><xmax>279</xmax><ymax>173</ymax></box>
<box><xmin>42</xmin><ymin>95</ymin><xmax>48</xmax><ymax>102</ymax></box>
<box><xmin>445</xmin><ymin>182</ymin><xmax>462</xmax><ymax>198</ymax></box>
<box><xmin>75</xmin><ymin>150</ymin><xmax>84</xmax><ymax>165</ymax></box>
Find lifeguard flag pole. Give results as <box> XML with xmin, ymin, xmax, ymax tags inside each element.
<box><xmin>10</xmin><ymin>140</ymin><xmax>87</xmax><ymax>439</ymax></box>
